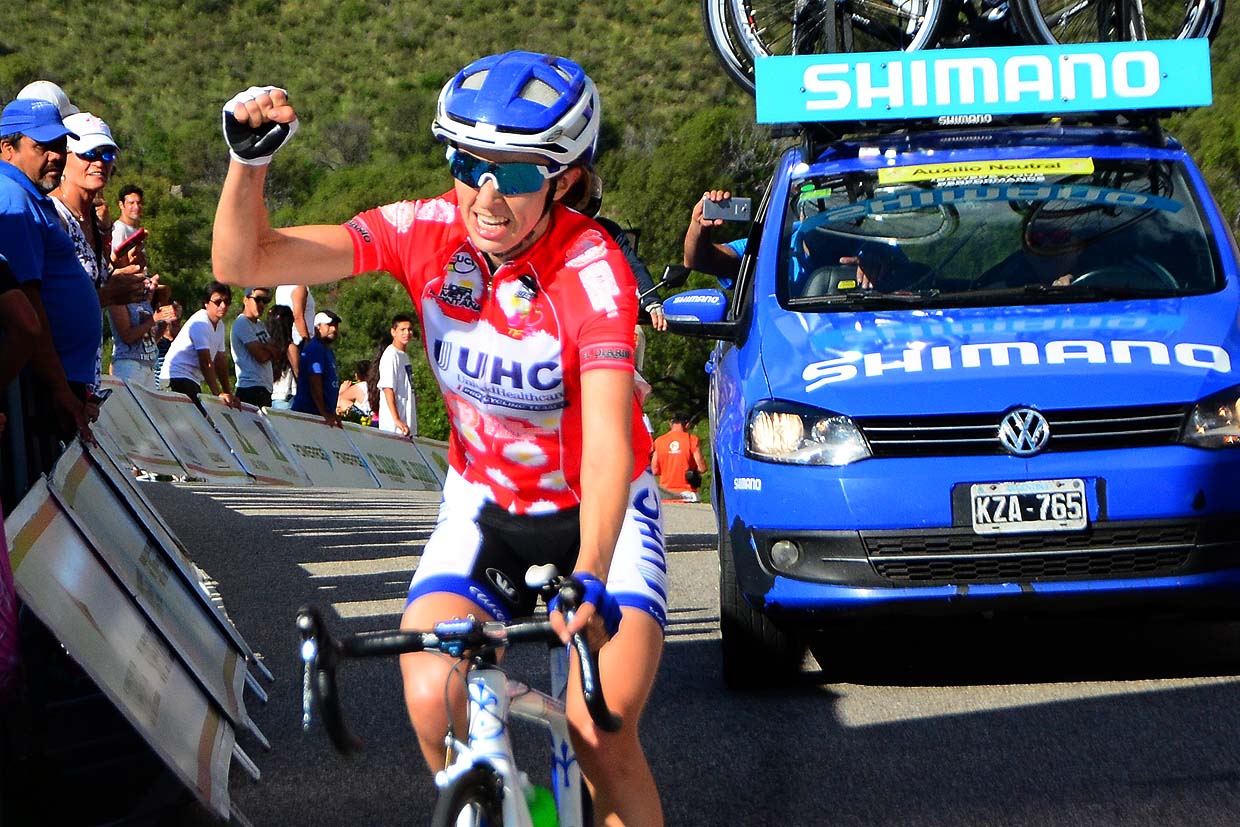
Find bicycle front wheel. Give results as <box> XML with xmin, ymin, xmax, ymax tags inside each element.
<box><xmin>730</xmin><ymin>0</ymin><xmax>948</xmax><ymax>60</ymax></box>
<box><xmin>1015</xmin><ymin>0</ymin><xmax>1223</xmax><ymax>44</ymax></box>
<box><xmin>430</xmin><ymin>765</ymin><xmax>507</xmax><ymax>827</ymax></box>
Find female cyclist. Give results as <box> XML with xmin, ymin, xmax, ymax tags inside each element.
<box><xmin>212</xmin><ymin>51</ymin><xmax>666</xmax><ymax>827</ymax></box>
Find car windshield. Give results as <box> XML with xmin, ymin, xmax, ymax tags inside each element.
<box><xmin>780</xmin><ymin>156</ymin><xmax>1221</xmax><ymax>309</ymax></box>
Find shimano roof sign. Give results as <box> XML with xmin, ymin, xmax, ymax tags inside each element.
<box><xmin>754</xmin><ymin>40</ymin><xmax>1211</xmax><ymax>124</ymax></box>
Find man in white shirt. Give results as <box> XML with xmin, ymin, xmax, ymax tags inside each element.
<box><xmin>273</xmin><ymin>283</ymin><xmax>314</xmax><ymax>345</ymax></box>
<box><xmin>160</xmin><ymin>280</ymin><xmax>239</xmax><ymax>413</ymax></box>
<box><xmin>377</xmin><ymin>313</ymin><xmax>417</xmax><ymax>436</ymax></box>
<box><xmin>111</xmin><ymin>184</ymin><xmax>144</xmax><ymax>265</ymax></box>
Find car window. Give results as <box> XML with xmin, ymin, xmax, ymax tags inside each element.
<box><xmin>779</xmin><ymin>157</ymin><xmax>1221</xmax><ymax>308</ymax></box>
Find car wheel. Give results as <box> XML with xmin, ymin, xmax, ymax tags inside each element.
<box><xmin>718</xmin><ymin>506</ymin><xmax>805</xmax><ymax>689</ymax></box>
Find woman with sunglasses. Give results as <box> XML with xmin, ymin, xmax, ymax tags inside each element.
<box><xmin>49</xmin><ymin>112</ymin><xmax>151</xmax><ymax>389</ymax></box>
<box><xmin>214</xmin><ymin>51</ymin><xmax>666</xmax><ymax>826</ymax></box>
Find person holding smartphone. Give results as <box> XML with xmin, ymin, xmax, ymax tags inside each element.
<box><xmin>683</xmin><ymin>189</ymin><xmax>748</xmax><ymax>289</ymax></box>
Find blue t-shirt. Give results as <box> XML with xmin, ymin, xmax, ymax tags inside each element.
<box><xmin>0</xmin><ymin>161</ymin><xmax>102</xmax><ymax>385</ymax></box>
<box><xmin>291</xmin><ymin>337</ymin><xmax>339</xmax><ymax>416</ymax></box>
<box><xmin>719</xmin><ymin>238</ymin><xmax>747</xmax><ymax>290</ymax></box>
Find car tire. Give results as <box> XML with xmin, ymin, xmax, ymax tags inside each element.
<box><xmin>718</xmin><ymin>505</ymin><xmax>805</xmax><ymax>689</ymax></box>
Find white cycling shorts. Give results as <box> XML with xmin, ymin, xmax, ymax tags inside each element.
<box><xmin>406</xmin><ymin>468</ymin><xmax>669</xmax><ymax>628</ymax></box>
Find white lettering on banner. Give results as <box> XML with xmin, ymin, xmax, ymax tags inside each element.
<box><xmin>936</xmin><ymin>58</ymin><xmax>999</xmax><ymax>105</ymax></box>
<box><xmin>801</xmin><ymin>49</ymin><xmax>1162</xmax><ymax>113</ymax></box>
<box><xmin>802</xmin><ymin>339</ymin><xmax>1233</xmax><ymax>389</ymax></box>
<box><xmin>1004</xmin><ymin>56</ymin><xmax>1053</xmax><ymax>102</ymax></box>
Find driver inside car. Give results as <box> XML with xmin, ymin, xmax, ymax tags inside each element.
<box><xmin>838</xmin><ymin>241</ymin><xmax>926</xmax><ymax>291</ymax></box>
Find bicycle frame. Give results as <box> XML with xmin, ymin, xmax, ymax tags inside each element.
<box><xmin>436</xmin><ymin>646</ymin><xmax>588</xmax><ymax>827</ymax></box>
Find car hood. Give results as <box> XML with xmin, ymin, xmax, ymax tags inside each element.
<box><xmin>758</xmin><ymin>297</ymin><xmax>1240</xmax><ymax>416</ymax></box>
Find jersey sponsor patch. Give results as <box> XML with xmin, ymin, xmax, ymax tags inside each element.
<box><xmin>345</xmin><ymin>217</ymin><xmax>373</xmax><ymax>243</ymax></box>
<box><xmin>379</xmin><ymin>201</ymin><xmax>416</xmax><ymax>234</ymax></box>
<box><xmin>495</xmin><ymin>274</ymin><xmax>544</xmax><ymax>339</ymax></box>
<box><xmin>416</xmin><ymin>197</ymin><xmax>456</xmax><ymax>224</ymax></box>
<box><xmin>434</xmin><ymin>249</ymin><xmax>485</xmax><ymax>320</ymax></box>
<box><xmin>579</xmin><ymin>260</ymin><xmax>620</xmax><ymax>315</ymax></box>
<box><xmin>580</xmin><ymin>342</ymin><xmax>633</xmax><ymax>366</ymax></box>
<box><xmin>566</xmin><ymin>229</ymin><xmax>609</xmax><ymax>269</ymax></box>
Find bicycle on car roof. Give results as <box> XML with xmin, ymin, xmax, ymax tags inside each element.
<box><xmin>703</xmin><ymin>0</ymin><xmax>1225</xmax><ymax>95</ymax></box>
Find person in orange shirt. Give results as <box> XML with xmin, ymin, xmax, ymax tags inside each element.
<box><xmin>651</xmin><ymin>413</ymin><xmax>706</xmax><ymax>502</ymax></box>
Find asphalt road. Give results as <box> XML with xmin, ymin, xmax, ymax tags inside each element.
<box><xmin>143</xmin><ymin>482</ymin><xmax>1240</xmax><ymax>827</ymax></box>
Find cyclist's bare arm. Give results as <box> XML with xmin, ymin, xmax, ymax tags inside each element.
<box><xmin>213</xmin><ymin>89</ymin><xmax>353</xmax><ymax>287</ymax></box>
<box><xmin>561</xmin><ymin>367</ymin><xmax>633</xmax><ymax>641</ymax></box>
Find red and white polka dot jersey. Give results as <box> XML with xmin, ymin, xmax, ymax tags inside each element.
<box><xmin>344</xmin><ymin>192</ymin><xmax>652</xmax><ymax>514</ymax></box>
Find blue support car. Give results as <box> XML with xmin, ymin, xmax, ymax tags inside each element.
<box><xmin>666</xmin><ymin>116</ymin><xmax>1240</xmax><ymax>687</ymax></box>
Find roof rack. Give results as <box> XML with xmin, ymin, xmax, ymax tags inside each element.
<box><xmin>779</xmin><ymin>110</ymin><xmax>1177</xmax><ymax>165</ymax></box>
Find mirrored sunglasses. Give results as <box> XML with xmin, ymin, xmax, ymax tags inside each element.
<box><xmin>446</xmin><ymin>148</ymin><xmax>556</xmax><ymax>196</ymax></box>
<box><xmin>76</xmin><ymin>147</ymin><xmax>117</xmax><ymax>163</ymax></box>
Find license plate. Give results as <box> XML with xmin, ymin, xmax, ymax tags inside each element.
<box><xmin>970</xmin><ymin>479</ymin><xmax>1087</xmax><ymax>535</ymax></box>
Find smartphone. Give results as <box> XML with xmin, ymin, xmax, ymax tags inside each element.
<box><xmin>113</xmin><ymin>226</ymin><xmax>148</xmax><ymax>257</ymax></box>
<box><xmin>702</xmin><ymin>196</ymin><xmax>752</xmax><ymax>222</ymax></box>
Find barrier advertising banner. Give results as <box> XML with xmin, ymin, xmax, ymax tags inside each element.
<box><xmin>201</xmin><ymin>397</ymin><xmax>311</xmax><ymax>485</ymax></box>
<box><xmin>95</xmin><ymin>376</ymin><xmax>186</xmax><ymax>479</ymax></box>
<box><xmin>80</xmin><ymin>440</ymin><xmax>275</xmax><ymax>685</ymax></box>
<box><xmin>49</xmin><ymin>443</ymin><xmax>255</xmax><ymax>734</ymax></box>
<box><xmin>260</xmin><ymin>408</ymin><xmax>379</xmax><ymax>488</ymax></box>
<box><xmin>412</xmin><ymin>437</ymin><xmax>449</xmax><ymax>486</ymax></box>
<box><xmin>126</xmin><ymin>382</ymin><xmax>251</xmax><ymax>484</ymax></box>
<box><xmin>343</xmin><ymin>423</ymin><xmax>440</xmax><ymax>491</ymax></box>
<box><xmin>4</xmin><ymin>482</ymin><xmax>234</xmax><ymax>819</ymax></box>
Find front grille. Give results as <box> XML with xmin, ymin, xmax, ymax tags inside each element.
<box><xmin>873</xmin><ymin>549</ymin><xmax>1191</xmax><ymax>583</ymax></box>
<box><xmin>864</xmin><ymin>522</ymin><xmax>1196</xmax><ymax>584</ymax></box>
<box><xmin>856</xmin><ymin>403</ymin><xmax>1188</xmax><ymax>458</ymax></box>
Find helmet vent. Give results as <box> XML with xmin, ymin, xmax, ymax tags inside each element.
<box><xmin>462</xmin><ymin>71</ymin><xmax>487</xmax><ymax>90</ymax></box>
<box><xmin>519</xmin><ymin>78</ymin><xmax>560</xmax><ymax>106</ymax></box>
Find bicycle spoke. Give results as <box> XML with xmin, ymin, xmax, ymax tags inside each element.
<box><xmin>1018</xmin><ymin>0</ymin><xmax>1222</xmax><ymax>43</ymax></box>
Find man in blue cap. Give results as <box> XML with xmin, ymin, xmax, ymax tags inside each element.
<box><xmin>0</xmin><ymin>97</ymin><xmax>96</xmax><ymax>442</ymax></box>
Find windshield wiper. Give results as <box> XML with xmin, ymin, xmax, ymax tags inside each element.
<box><xmin>789</xmin><ymin>290</ymin><xmax>942</xmax><ymax>310</ymax></box>
<box><xmin>1020</xmin><ymin>283</ymin><xmax>1179</xmax><ymax>300</ymax></box>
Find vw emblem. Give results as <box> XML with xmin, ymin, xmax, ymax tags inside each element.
<box><xmin>998</xmin><ymin>408</ymin><xmax>1050</xmax><ymax>456</ymax></box>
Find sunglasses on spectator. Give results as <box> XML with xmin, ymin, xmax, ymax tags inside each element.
<box><xmin>249</xmin><ymin>295</ymin><xmax>271</xmax><ymax>304</ymax></box>
<box><xmin>208</xmin><ymin>297</ymin><xmax>231</xmax><ymax>307</ymax></box>
<box><xmin>446</xmin><ymin>148</ymin><xmax>556</xmax><ymax>195</ymax></box>
<box><xmin>76</xmin><ymin>148</ymin><xmax>117</xmax><ymax>163</ymax></box>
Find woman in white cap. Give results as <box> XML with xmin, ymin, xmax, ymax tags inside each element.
<box><xmin>49</xmin><ymin>112</ymin><xmax>153</xmax><ymax>387</ymax></box>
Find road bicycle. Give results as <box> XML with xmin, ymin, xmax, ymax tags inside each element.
<box><xmin>297</xmin><ymin>566</ymin><xmax>620</xmax><ymax>827</ymax></box>
<box><xmin>704</xmin><ymin>0</ymin><xmax>1225</xmax><ymax>95</ymax></box>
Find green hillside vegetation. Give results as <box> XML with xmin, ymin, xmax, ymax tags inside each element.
<box><xmin>4</xmin><ymin>1</ymin><xmax>1238</xmax><ymax>458</ymax></box>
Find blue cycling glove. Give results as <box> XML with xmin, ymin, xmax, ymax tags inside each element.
<box><xmin>551</xmin><ymin>573</ymin><xmax>622</xmax><ymax>638</ymax></box>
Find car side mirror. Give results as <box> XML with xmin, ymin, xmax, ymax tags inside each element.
<box><xmin>663</xmin><ymin>289</ymin><xmax>739</xmax><ymax>341</ymax></box>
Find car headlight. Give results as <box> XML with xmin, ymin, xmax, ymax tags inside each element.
<box><xmin>1182</xmin><ymin>385</ymin><xmax>1240</xmax><ymax>448</ymax></box>
<box><xmin>747</xmin><ymin>401</ymin><xmax>872</xmax><ymax>465</ymax></box>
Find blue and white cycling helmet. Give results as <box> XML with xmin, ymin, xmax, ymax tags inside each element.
<box><xmin>431</xmin><ymin>51</ymin><xmax>601</xmax><ymax>170</ymax></box>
